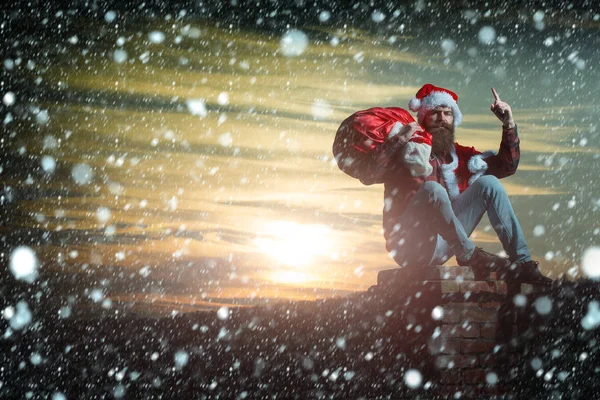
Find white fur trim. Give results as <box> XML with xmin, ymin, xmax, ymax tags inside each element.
<box><xmin>440</xmin><ymin>146</ymin><xmax>460</xmax><ymax>199</ymax></box>
<box><xmin>401</xmin><ymin>142</ymin><xmax>432</xmax><ymax>177</ymax></box>
<box><xmin>467</xmin><ymin>150</ymin><xmax>495</xmax><ymax>185</ymax></box>
<box><xmin>412</xmin><ymin>91</ymin><xmax>463</xmax><ymax>127</ymax></box>
<box><xmin>388</xmin><ymin>121</ymin><xmax>404</xmax><ymax>138</ymax></box>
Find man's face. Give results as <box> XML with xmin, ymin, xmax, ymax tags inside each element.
<box><xmin>423</xmin><ymin>106</ymin><xmax>455</xmax><ymax>155</ymax></box>
<box><xmin>423</xmin><ymin>106</ymin><xmax>454</xmax><ymax>132</ymax></box>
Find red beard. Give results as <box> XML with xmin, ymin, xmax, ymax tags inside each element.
<box><xmin>430</xmin><ymin>124</ymin><xmax>455</xmax><ymax>157</ymax></box>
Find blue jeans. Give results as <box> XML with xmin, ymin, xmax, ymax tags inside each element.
<box><xmin>386</xmin><ymin>175</ymin><xmax>532</xmax><ymax>267</ymax></box>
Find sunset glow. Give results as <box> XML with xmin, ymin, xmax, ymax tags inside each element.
<box><xmin>254</xmin><ymin>221</ymin><xmax>336</xmax><ymax>268</ymax></box>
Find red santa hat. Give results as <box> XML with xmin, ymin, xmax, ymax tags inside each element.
<box><xmin>408</xmin><ymin>84</ymin><xmax>463</xmax><ymax>127</ymax></box>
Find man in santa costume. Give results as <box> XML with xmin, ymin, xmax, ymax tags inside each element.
<box><xmin>359</xmin><ymin>84</ymin><xmax>551</xmax><ymax>283</ymax></box>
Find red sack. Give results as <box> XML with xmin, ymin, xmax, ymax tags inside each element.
<box><xmin>332</xmin><ymin>107</ymin><xmax>432</xmax><ymax>183</ymax></box>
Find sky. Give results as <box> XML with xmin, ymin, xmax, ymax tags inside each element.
<box><xmin>1</xmin><ymin>1</ymin><xmax>599</xmax><ymax>316</ymax></box>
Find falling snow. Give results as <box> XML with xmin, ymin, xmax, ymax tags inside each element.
<box><xmin>9</xmin><ymin>246</ymin><xmax>39</xmax><ymax>283</ymax></box>
<box><xmin>186</xmin><ymin>99</ymin><xmax>208</xmax><ymax>117</ymax></box>
<box><xmin>216</xmin><ymin>306</ymin><xmax>230</xmax><ymax>320</ymax></box>
<box><xmin>1</xmin><ymin>1</ymin><xmax>599</xmax><ymax>398</ymax></box>
<box><xmin>174</xmin><ymin>350</ymin><xmax>190</xmax><ymax>370</ymax></box>
<box><xmin>311</xmin><ymin>99</ymin><xmax>334</xmax><ymax>120</ymax></box>
<box><xmin>113</xmin><ymin>49</ymin><xmax>128</xmax><ymax>64</ymax></box>
<box><xmin>403</xmin><ymin>369</ymin><xmax>422</xmax><ymax>389</ymax></box>
<box><xmin>104</xmin><ymin>11</ymin><xmax>117</xmax><ymax>23</ymax></box>
<box><xmin>40</xmin><ymin>155</ymin><xmax>56</xmax><ymax>174</ymax></box>
<box><xmin>3</xmin><ymin>91</ymin><xmax>15</xmax><ymax>106</ymax></box>
<box><xmin>534</xmin><ymin>296</ymin><xmax>553</xmax><ymax>315</ymax></box>
<box><xmin>581</xmin><ymin>301</ymin><xmax>600</xmax><ymax>330</ymax></box>
<box><xmin>319</xmin><ymin>11</ymin><xmax>331</xmax><ymax>23</ymax></box>
<box><xmin>280</xmin><ymin>30</ymin><xmax>308</xmax><ymax>57</ymax></box>
<box><xmin>148</xmin><ymin>31</ymin><xmax>166</xmax><ymax>44</ymax></box>
<box><xmin>71</xmin><ymin>163</ymin><xmax>94</xmax><ymax>185</ymax></box>
<box><xmin>581</xmin><ymin>246</ymin><xmax>600</xmax><ymax>279</ymax></box>
<box><xmin>431</xmin><ymin>306</ymin><xmax>444</xmax><ymax>320</ymax></box>
<box><xmin>9</xmin><ymin>301</ymin><xmax>33</xmax><ymax>330</ymax></box>
<box><xmin>478</xmin><ymin>26</ymin><xmax>497</xmax><ymax>45</ymax></box>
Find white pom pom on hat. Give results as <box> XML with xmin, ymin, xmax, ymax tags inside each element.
<box><xmin>408</xmin><ymin>83</ymin><xmax>463</xmax><ymax>127</ymax></box>
<box><xmin>408</xmin><ymin>97</ymin><xmax>422</xmax><ymax>112</ymax></box>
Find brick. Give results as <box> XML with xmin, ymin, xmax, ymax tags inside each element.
<box><xmin>428</xmin><ymin>337</ymin><xmax>460</xmax><ymax>355</ymax></box>
<box><xmin>414</xmin><ymin>280</ymin><xmax>460</xmax><ymax>294</ymax></box>
<box><xmin>439</xmin><ymin>370</ymin><xmax>463</xmax><ymax>384</ymax></box>
<box><xmin>450</xmin><ymin>301</ymin><xmax>502</xmax><ymax>308</ymax></box>
<box><xmin>437</xmin><ymin>385</ymin><xmax>464</xmax><ymax>397</ymax></box>
<box><xmin>440</xmin><ymin>324</ymin><xmax>458</xmax><ymax>338</ymax></box>
<box><xmin>376</xmin><ymin>267</ymin><xmax>476</xmax><ymax>285</ymax></box>
<box><xmin>519</xmin><ymin>283</ymin><xmax>550</xmax><ymax>294</ymax></box>
<box><xmin>463</xmin><ymin>368</ymin><xmax>487</xmax><ymax>383</ymax></box>
<box><xmin>435</xmin><ymin>355</ymin><xmax>478</xmax><ymax>369</ymax></box>
<box><xmin>460</xmin><ymin>281</ymin><xmax>497</xmax><ymax>293</ymax></box>
<box><xmin>441</xmin><ymin>339</ymin><xmax>460</xmax><ymax>354</ymax></box>
<box><xmin>441</xmin><ymin>304</ymin><xmax>462</xmax><ymax>323</ymax></box>
<box><xmin>461</xmin><ymin>339</ymin><xmax>496</xmax><ymax>354</ymax></box>
<box><xmin>441</xmin><ymin>323</ymin><xmax>480</xmax><ymax>338</ymax></box>
<box><xmin>478</xmin><ymin>354</ymin><xmax>499</xmax><ymax>368</ymax></box>
<box><xmin>399</xmin><ymin>266</ymin><xmax>462</xmax><ymax>281</ymax></box>
<box><xmin>478</xmin><ymin>301</ymin><xmax>503</xmax><ymax>309</ymax></box>
<box><xmin>480</xmin><ymin>323</ymin><xmax>497</xmax><ymax>340</ymax></box>
<box><xmin>462</xmin><ymin>307</ymin><xmax>498</xmax><ymax>323</ymax></box>
<box><xmin>435</xmin><ymin>266</ymin><xmax>475</xmax><ymax>280</ymax></box>
<box><xmin>466</xmin><ymin>267</ymin><xmax>499</xmax><ymax>280</ymax></box>
<box><xmin>496</xmin><ymin>281</ymin><xmax>507</xmax><ymax>294</ymax></box>
<box><xmin>441</xmin><ymin>280</ymin><xmax>460</xmax><ymax>293</ymax></box>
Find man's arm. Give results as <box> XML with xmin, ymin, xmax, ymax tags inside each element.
<box><xmin>484</xmin><ymin>88</ymin><xmax>520</xmax><ymax>178</ymax></box>
<box><xmin>484</xmin><ymin>125</ymin><xmax>520</xmax><ymax>178</ymax></box>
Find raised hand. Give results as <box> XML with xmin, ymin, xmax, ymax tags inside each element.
<box><xmin>490</xmin><ymin>87</ymin><xmax>515</xmax><ymax>129</ymax></box>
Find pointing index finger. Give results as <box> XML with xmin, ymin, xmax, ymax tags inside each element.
<box><xmin>491</xmin><ymin>87</ymin><xmax>501</xmax><ymax>102</ymax></box>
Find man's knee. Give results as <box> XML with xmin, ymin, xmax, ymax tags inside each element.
<box><xmin>421</xmin><ymin>181</ymin><xmax>450</xmax><ymax>204</ymax></box>
<box><xmin>472</xmin><ymin>175</ymin><xmax>506</xmax><ymax>197</ymax></box>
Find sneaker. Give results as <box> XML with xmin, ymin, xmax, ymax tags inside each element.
<box><xmin>457</xmin><ymin>247</ymin><xmax>511</xmax><ymax>273</ymax></box>
<box><xmin>505</xmin><ymin>260</ymin><xmax>553</xmax><ymax>285</ymax></box>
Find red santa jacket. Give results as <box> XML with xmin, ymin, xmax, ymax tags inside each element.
<box><xmin>359</xmin><ymin>127</ymin><xmax>522</xmax><ymax>240</ymax></box>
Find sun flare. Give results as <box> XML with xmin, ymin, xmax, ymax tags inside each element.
<box><xmin>254</xmin><ymin>221</ymin><xmax>336</xmax><ymax>268</ymax></box>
